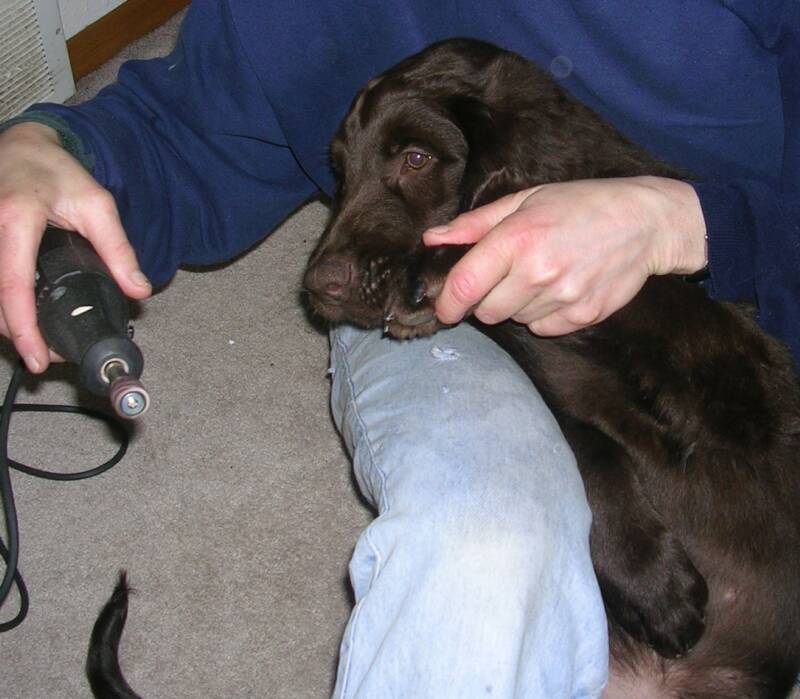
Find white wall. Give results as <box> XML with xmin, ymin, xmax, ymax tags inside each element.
<box><xmin>57</xmin><ymin>0</ymin><xmax>127</xmax><ymax>39</ymax></box>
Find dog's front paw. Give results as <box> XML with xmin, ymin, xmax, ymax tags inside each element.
<box><xmin>381</xmin><ymin>245</ymin><xmax>470</xmax><ymax>340</ymax></box>
<box><xmin>383</xmin><ymin>266</ymin><xmax>445</xmax><ymax>339</ymax></box>
<box><xmin>608</xmin><ymin>532</ymin><xmax>708</xmax><ymax>658</ymax></box>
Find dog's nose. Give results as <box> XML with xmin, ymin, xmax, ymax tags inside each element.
<box><xmin>303</xmin><ymin>255</ymin><xmax>353</xmax><ymax>302</ymax></box>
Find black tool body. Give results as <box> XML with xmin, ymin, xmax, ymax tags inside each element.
<box><xmin>35</xmin><ymin>227</ymin><xmax>149</xmax><ymax>418</ymax></box>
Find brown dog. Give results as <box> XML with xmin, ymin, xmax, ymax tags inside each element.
<box><xmin>304</xmin><ymin>39</ymin><xmax>800</xmax><ymax>698</ymax></box>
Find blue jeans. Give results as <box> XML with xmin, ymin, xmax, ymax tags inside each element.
<box><xmin>328</xmin><ymin>323</ymin><xmax>608</xmax><ymax>698</ymax></box>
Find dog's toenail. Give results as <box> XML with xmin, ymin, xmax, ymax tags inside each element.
<box><xmin>413</xmin><ymin>281</ymin><xmax>427</xmax><ymax>304</ymax></box>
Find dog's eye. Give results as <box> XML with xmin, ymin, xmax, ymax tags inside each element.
<box><xmin>404</xmin><ymin>151</ymin><xmax>432</xmax><ymax>170</ymax></box>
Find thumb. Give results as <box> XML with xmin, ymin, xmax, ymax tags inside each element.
<box><xmin>423</xmin><ymin>188</ymin><xmax>536</xmax><ymax>246</ymax></box>
<box><xmin>76</xmin><ymin>196</ymin><xmax>152</xmax><ymax>300</ymax></box>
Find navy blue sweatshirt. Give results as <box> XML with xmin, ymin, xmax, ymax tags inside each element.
<box><xmin>22</xmin><ymin>0</ymin><xmax>800</xmax><ymax>363</ymax></box>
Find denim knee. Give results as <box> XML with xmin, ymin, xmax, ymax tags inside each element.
<box><xmin>329</xmin><ymin>324</ymin><xmax>608</xmax><ymax>698</ymax></box>
<box><xmin>330</xmin><ymin>322</ymin><xmax>595</xmax><ymax>596</ymax></box>
<box><xmin>329</xmin><ymin>324</ymin><xmax>590</xmax><ymax>512</ymax></box>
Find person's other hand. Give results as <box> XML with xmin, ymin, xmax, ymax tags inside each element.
<box><xmin>0</xmin><ymin>122</ymin><xmax>151</xmax><ymax>373</ymax></box>
<box><xmin>423</xmin><ymin>177</ymin><xmax>707</xmax><ymax>335</ymax></box>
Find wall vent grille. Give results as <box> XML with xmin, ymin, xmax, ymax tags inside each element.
<box><xmin>1</xmin><ymin>0</ymin><xmax>74</xmax><ymax>121</ymax></box>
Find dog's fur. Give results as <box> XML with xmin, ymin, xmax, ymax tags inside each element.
<box><xmin>87</xmin><ymin>39</ymin><xmax>800</xmax><ymax>698</ymax></box>
<box><xmin>86</xmin><ymin>572</ymin><xmax>140</xmax><ymax>699</ymax></box>
<box><xmin>302</xmin><ymin>39</ymin><xmax>800</xmax><ymax>698</ymax></box>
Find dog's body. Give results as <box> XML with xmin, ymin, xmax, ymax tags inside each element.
<box><xmin>302</xmin><ymin>39</ymin><xmax>800</xmax><ymax>698</ymax></box>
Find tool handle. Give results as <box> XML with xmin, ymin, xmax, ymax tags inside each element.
<box><xmin>35</xmin><ymin>227</ymin><xmax>149</xmax><ymax>418</ymax></box>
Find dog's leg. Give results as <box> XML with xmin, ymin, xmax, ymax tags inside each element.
<box><xmin>562</xmin><ymin>418</ymin><xmax>709</xmax><ymax>660</ymax></box>
<box><xmin>383</xmin><ymin>244</ymin><xmax>471</xmax><ymax>339</ymax></box>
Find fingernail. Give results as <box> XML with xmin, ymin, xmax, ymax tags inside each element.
<box><xmin>425</xmin><ymin>225</ymin><xmax>451</xmax><ymax>237</ymax></box>
<box><xmin>131</xmin><ymin>270</ymin><xmax>151</xmax><ymax>288</ymax></box>
<box><xmin>26</xmin><ymin>355</ymin><xmax>41</xmax><ymax>373</ymax></box>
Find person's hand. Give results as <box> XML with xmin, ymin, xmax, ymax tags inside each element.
<box><xmin>0</xmin><ymin>122</ymin><xmax>151</xmax><ymax>373</ymax></box>
<box><xmin>423</xmin><ymin>177</ymin><xmax>708</xmax><ymax>335</ymax></box>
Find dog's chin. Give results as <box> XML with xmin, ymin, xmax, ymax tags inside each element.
<box><xmin>308</xmin><ymin>297</ymin><xmax>443</xmax><ymax>340</ymax></box>
<box><xmin>308</xmin><ymin>296</ymin><xmax>385</xmax><ymax>329</ymax></box>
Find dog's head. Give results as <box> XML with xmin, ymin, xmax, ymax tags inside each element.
<box><xmin>302</xmin><ymin>38</ymin><xmax>660</xmax><ymax>328</ymax></box>
<box><xmin>302</xmin><ymin>40</ymin><xmax>539</xmax><ymax>328</ymax></box>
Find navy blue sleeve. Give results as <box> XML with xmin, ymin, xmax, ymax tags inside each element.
<box><xmin>29</xmin><ymin>0</ymin><xmax>318</xmax><ymax>286</ymax></box>
<box><xmin>693</xmin><ymin>0</ymin><xmax>800</xmax><ymax>362</ymax></box>
<box><xmin>695</xmin><ymin>182</ymin><xmax>800</xmax><ymax>360</ymax></box>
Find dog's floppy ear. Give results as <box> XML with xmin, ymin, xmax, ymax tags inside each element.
<box><xmin>448</xmin><ymin>94</ymin><xmax>526</xmax><ymax>211</ymax></box>
<box><xmin>448</xmin><ymin>95</ymin><xmax>496</xmax><ymax>152</ymax></box>
<box><xmin>448</xmin><ymin>95</ymin><xmax>498</xmax><ymax>211</ymax></box>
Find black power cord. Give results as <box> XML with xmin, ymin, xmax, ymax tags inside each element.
<box><xmin>0</xmin><ymin>359</ymin><xmax>129</xmax><ymax>632</ymax></box>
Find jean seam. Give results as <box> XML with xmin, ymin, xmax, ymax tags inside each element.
<box><xmin>577</xmin><ymin>682</ymin><xmax>608</xmax><ymax>699</ymax></box>
<box><xmin>333</xmin><ymin>331</ymin><xmax>390</xmax><ymax>512</ymax></box>
<box><xmin>337</xmin><ymin>525</ymin><xmax>384</xmax><ymax>699</ymax></box>
<box><xmin>332</xmin><ymin>330</ymin><xmax>390</xmax><ymax>698</ymax></box>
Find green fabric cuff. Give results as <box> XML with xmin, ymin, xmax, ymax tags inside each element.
<box><xmin>0</xmin><ymin>111</ymin><xmax>94</xmax><ymax>171</ymax></box>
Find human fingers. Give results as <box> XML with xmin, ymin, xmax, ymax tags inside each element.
<box><xmin>0</xmin><ymin>207</ymin><xmax>50</xmax><ymax>372</ymax></box>
<box><xmin>526</xmin><ymin>273</ymin><xmax>646</xmax><ymax>336</ymax></box>
<box><xmin>432</xmin><ymin>206</ymin><xmax>547</xmax><ymax>324</ymax></box>
<box><xmin>0</xmin><ymin>123</ymin><xmax>148</xmax><ymax>370</ymax></box>
<box><xmin>468</xmin><ymin>270</ymin><xmax>547</xmax><ymax>325</ymax></box>
<box><xmin>422</xmin><ymin>188</ymin><xmax>536</xmax><ymax>247</ymax></box>
<box><xmin>0</xmin><ymin>304</ymin><xmax>67</xmax><ymax>366</ymax></box>
<box><xmin>71</xmin><ymin>189</ymin><xmax>151</xmax><ymax>300</ymax></box>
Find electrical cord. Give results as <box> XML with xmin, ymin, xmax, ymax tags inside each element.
<box><xmin>0</xmin><ymin>359</ymin><xmax>129</xmax><ymax>632</ymax></box>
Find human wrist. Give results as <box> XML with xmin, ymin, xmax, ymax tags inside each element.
<box><xmin>637</xmin><ymin>176</ymin><xmax>708</xmax><ymax>276</ymax></box>
<box><xmin>0</xmin><ymin>111</ymin><xmax>93</xmax><ymax>170</ymax></box>
<box><xmin>0</xmin><ymin>121</ymin><xmax>60</xmax><ymax>146</ymax></box>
